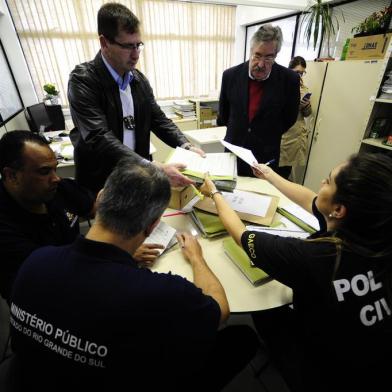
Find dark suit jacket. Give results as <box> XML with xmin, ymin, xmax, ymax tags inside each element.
<box><xmin>68</xmin><ymin>52</ymin><xmax>188</xmax><ymax>193</ymax></box>
<box><xmin>218</xmin><ymin>61</ymin><xmax>300</xmax><ymax>176</ymax></box>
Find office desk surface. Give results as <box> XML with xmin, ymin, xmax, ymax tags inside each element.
<box><xmin>150</xmin><ymin>177</ymin><xmax>294</xmax><ymax>313</ymax></box>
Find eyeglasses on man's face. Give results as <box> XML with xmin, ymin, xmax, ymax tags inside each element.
<box><xmin>108</xmin><ymin>38</ymin><xmax>144</xmax><ymax>51</ymax></box>
<box><xmin>251</xmin><ymin>53</ymin><xmax>276</xmax><ymax>64</ymax></box>
<box><xmin>296</xmin><ymin>70</ymin><xmax>307</xmax><ymax>76</ymax></box>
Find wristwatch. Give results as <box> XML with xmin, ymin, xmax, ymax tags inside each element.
<box><xmin>183</xmin><ymin>143</ymin><xmax>193</xmax><ymax>150</ymax></box>
<box><xmin>209</xmin><ymin>190</ymin><xmax>222</xmax><ymax>198</ymax></box>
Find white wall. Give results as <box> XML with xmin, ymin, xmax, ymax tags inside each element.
<box><xmin>234</xmin><ymin>5</ymin><xmax>293</xmax><ymax>65</ymax></box>
<box><xmin>0</xmin><ymin>0</ymin><xmax>37</xmax><ymax>136</ymax></box>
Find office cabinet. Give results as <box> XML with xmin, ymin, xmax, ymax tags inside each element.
<box><xmin>290</xmin><ymin>61</ymin><xmax>328</xmax><ymax>184</ymax></box>
<box><xmin>189</xmin><ymin>98</ymin><xmax>218</xmax><ymax>129</ymax></box>
<box><xmin>303</xmin><ymin>60</ymin><xmax>384</xmax><ymax>192</ymax></box>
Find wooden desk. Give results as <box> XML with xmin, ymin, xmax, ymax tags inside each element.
<box><xmin>150</xmin><ymin>177</ymin><xmax>294</xmax><ymax>313</ymax></box>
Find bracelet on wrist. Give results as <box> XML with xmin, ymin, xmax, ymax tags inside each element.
<box><xmin>210</xmin><ymin>190</ymin><xmax>222</xmax><ymax>198</ymax></box>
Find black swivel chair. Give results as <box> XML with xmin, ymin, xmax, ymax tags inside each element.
<box><xmin>24</xmin><ymin>102</ymin><xmax>53</xmax><ymax>133</ymax></box>
<box><xmin>25</xmin><ymin>103</ymin><xmax>66</xmax><ymax>133</ymax></box>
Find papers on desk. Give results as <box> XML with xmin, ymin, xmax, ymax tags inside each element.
<box><xmin>61</xmin><ymin>144</ymin><xmax>74</xmax><ymax>160</ymax></box>
<box><xmin>221</xmin><ymin>141</ymin><xmax>258</xmax><ymax>166</ymax></box>
<box><xmin>223</xmin><ymin>190</ymin><xmax>270</xmax><ymax>217</ymax></box>
<box><xmin>195</xmin><ymin>189</ymin><xmax>279</xmax><ymax>226</ymax></box>
<box><xmin>167</xmin><ymin>147</ymin><xmax>236</xmax><ymax>180</ymax></box>
<box><xmin>144</xmin><ymin>221</ymin><xmax>177</xmax><ymax>255</ymax></box>
<box><xmin>49</xmin><ymin>138</ymin><xmax>74</xmax><ymax>162</ymax></box>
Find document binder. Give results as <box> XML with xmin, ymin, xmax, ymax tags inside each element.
<box><xmin>189</xmin><ymin>209</ymin><xmax>226</xmax><ymax>238</ymax></box>
<box><xmin>277</xmin><ymin>207</ymin><xmax>318</xmax><ymax>234</ymax></box>
<box><xmin>223</xmin><ymin>238</ymin><xmax>270</xmax><ymax>286</ymax></box>
<box><xmin>166</xmin><ymin>148</ymin><xmax>237</xmax><ymax>192</ymax></box>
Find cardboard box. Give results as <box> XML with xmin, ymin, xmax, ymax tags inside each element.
<box><xmin>195</xmin><ymin>190</ymin><xmax>280</xmax><ymax>226</ymax></box>
<box><xmin>200</xmin><ymin>119</ymin><xmax>217</xmax><ymax>129</ymax></box>
<box><xmin>169</xmin><ymin>185</ymin><xmax>203</xmax><ymax>212</ymax></box>
<box><xmin>200</xmin><ymin>107</ymin><xmax>213</xmax><ymax>119</ymax></box>
<box><xmin>346</xmin><ymin>33</ymin><xmax>392</xmax><ymax>60</ymax></box>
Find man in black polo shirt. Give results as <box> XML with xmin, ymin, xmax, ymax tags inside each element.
<box><xmin>0</xmin><ymin>131</ymin><xmax>163</xmax><ymax>305</ymax></box>
<box><xmin>0</xmin><ymin>131</ymin><xmax>95</xmax><ymax>304</ymax></box>
<box><xmin>9</xmin><ymin>161</ymin><xmax>259</xmax><ymax>391</ymax></box>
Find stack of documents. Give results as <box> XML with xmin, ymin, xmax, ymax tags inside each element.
<box><xmin>173</xmin><ymin>100</ymin><xmax>196</xmax><ymax>119</ymax></box>
<box><xmin>223</xmin><ymin>237</ymin><xmax>269</xmax><ymax>286</ymax></box>
<box><xmin>157</xmin><ymin>100</ymin><xmax>178</xmax><ymax>120</ymax></box>
<box><xmin>166</xmin><ymin>147</ymin><xmax>237</xmax><ymax>192</ymax></box>
<box><xmin>143</xmin><ymin>221</ymin><xmax>177</xmax><ymax>255</ymax></box>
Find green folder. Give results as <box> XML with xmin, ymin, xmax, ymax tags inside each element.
<box><xmin>190</xmin><ymin>209</ymin><xmax>226</xmax><ymax>238</ymax></box>
<box><xmin>277</xmin><ymin>207</ymin><xmax>317</xmax><ymax>234</ymax></box>
<box><xmin>223</xmin><ymin>237</ymin><xmax>270</xmax><ymax>286</ymax></box>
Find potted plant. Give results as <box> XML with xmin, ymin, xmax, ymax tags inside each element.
<box><xmin>43</xmin><ymin>83</ymin><xmax>60</xmax><ymax>105</ymax></box>
<box><xmin>301</xmin><ymin>0</ymin><xmax>343</xmax><ymax>59</ymax></box>
<box><xmin>351</xmin><ymin>6</ymin><xmax>392</xmax><ymax>37</ymax></box>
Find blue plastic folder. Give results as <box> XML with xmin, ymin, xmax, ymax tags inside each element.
<box><xmin>223</xmin><ymin>237</ymin><xmax>270</xmax><ymax>286</ymax></box>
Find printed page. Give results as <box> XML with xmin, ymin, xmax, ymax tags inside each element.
<box><xmin>221</xmin><ymin>140</ymin><xmax>258</xmax><ymax>166</ymax></box>
<box><xmin>144</xmin><ymin>221</ymin><xmax>177</xmax><ymax>254</ymax></box>
<box><xmin>168</xmin><ymin>147</ymin><xmax>234</xmax><ymax>177</ymax></box>
<box><xmin>222</xmin><ymin>190</ymin><xmax>271</xmax><ymax>217</ymax></box>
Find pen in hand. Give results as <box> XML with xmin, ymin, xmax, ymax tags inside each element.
<box><xmin>264</xmin><ymin>159</ymin><xmax>275</xmax><ymax>166</ymax></box>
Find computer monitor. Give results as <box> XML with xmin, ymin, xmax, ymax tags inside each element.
<box><xmin>25</xmin><ymin>102</ymin><xmax>53</xmax><ymax>133</ymax></box>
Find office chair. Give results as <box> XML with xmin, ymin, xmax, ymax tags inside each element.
<box><xmin>24</xmin><ymin>102</ymin><xmax>53</xmax><ymax>133</ymax></box>
<box><xmin>45</xmin><ymin>104</ymin><xmax>65</xmax><ymax>131</ymax></box>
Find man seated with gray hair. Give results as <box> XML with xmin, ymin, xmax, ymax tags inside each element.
<box><xmin>8</xmin><ymin>161</ymin><xmax>259</xmax><ymax>391</ymax></box>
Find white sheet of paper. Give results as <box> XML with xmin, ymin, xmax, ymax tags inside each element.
<box><xmin>61</xmin><ymin>144</ymin><xmax>74</xmax><ymax>160</ymax></box>
<box><xmin>221</xmin><ymin>140</ymin><xmax>258</xmax><ymax>166</ymax></box>
<box><xmin>246</xmin><ymin>226</ymin><xmax>309</xmax><ymax>239</ymax></box>
<box><xmin>167</xmin><ymin>147</ymin><xmax>234</xmax><ymax>177</ymax></box>
<box><xmin>283</xmin><ymin>204</ymin><xmax>320</xmax><ymax>231</ymax></box>
<box><xmin>144</xmin><ymin>221</ymin><xmax>177</xmax><ymax>255</ymax></box>
<box><xmin>222</xmin><ymin>190</ymin><xmax>271</xmax><ymax>217</ymax></box>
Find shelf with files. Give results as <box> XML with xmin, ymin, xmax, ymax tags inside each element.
<box><xmin>360</xmin><ymin>48</ymin><xmax>392</xmax><ymax>154</ymax></box>
<box><xmin>188</xmin><ymin>97</ymin><xmax>219</xmax><ymax>129</ymax></box>
<box><xmin>361</xmin><ymin>137</ymin><xmax>392</xmax><ymax>151</ymax></box>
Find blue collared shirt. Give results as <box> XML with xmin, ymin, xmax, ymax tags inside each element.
<box><xmin>101</xmin><ymin>53</ymin><xmax>133</xmax><ymax>90</ymax></box>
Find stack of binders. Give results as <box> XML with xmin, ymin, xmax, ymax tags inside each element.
<box><xmin>189</xmin><ymin>209</ymin><xmax>226</xmax><ymax>238</ymax></box>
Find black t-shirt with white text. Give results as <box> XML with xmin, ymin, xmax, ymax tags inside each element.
<box><xmin>10</xmin><ymin>237</ymin><xmax>220</xmax><ymax>391</ymax></box>
<box><xmin>241</xmin><ymin>198</ymin><xmax>391</xmax><ymax>390</ymax></box>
